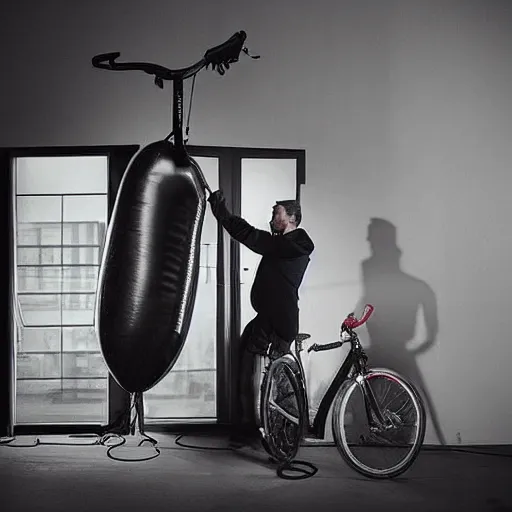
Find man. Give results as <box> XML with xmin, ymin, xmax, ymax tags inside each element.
<box><xmin>208</xmin><ymin>190</ymin><xmax>315</xmax><ymax>446</ymax></box>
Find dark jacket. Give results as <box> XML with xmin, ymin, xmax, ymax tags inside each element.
<box><xmin>209</xmin><ymin>195</ymin><xmax>315</xmax><ymax>342</ymax></box>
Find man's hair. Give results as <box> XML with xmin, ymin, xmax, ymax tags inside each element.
<box><xmin>275</xmin><ymin>199</ymin><xmax>302</xmax><ymax>227</ymax></box>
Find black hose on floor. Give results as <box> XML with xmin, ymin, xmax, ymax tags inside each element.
<box><xmin>0</xmin><ymin>432</ymin><xmax>161</xmax><ymax>462</ymax></box>
<box><xmin>276</xmin><ymin>459</ymin><xmax>318</xmax><ymax>480</ymax></box>
<box><xmin>173</xmin><ymin>433</ymin><xmax>319</xmax><ymax>479</ymax></box>
<box><xmin>174</xmin><ymin>433</ymin><xmax>232</xmax><ymax>451</ymax></box>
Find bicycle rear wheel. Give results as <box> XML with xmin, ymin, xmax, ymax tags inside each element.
<box><xmin>260</xmin><ymin>355</ymin><xmax>305</xmax><ymax>463</ymax></box>
<box><xmin>332</xmin><ymin>368</ymin><xmax>426</xmax><ymax>479</ymax></box>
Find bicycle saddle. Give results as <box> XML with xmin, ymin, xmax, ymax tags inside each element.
<box><xmin>295</xmin><ymin>333</ymin><xmax>311</xmax><ymax>343</ymax></box>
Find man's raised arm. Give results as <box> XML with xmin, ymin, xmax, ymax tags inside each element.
<box><xmin>208</xmin><ymin>190</ymin><xmax>273</xmax><ymax>256</ymax></box>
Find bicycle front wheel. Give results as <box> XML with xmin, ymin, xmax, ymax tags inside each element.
<box><xmin>332</xmin><ymin>368</ymin><xmax>426</xmax><ymax>479</ymax></box>
<box><xmin>260</xmin><ymin>355</ymin><xmax>305</xmax><ymax>463</ymax></box>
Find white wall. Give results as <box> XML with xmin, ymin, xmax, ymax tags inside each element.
<box><xmin>2</xmin><ymin>0</ymin><xmax>512</xmax><ymax>445</ymax></box>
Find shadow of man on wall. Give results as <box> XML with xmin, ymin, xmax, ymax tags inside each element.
<box><xmin>358</xmin><ymin>217</ymin><xmax>445</xmax><ymax>445</ymax></box>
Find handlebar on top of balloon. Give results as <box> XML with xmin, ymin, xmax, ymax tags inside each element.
<box><xmin>91</xmin><ymin>31</ymin><xmax>258</xmax><ymax>80</ymax></box>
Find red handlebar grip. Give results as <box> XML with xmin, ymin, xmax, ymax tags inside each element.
<box><xmin>344</xmin><ymin>304</ymin><xmax>374</xmax><ymax>329</ymax></box>
<box><xmin>359</xmin><ymin>304</ymin><xmax>374</xmax><ymax>325</ymax></box>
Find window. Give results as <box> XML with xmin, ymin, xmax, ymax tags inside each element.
<box><xmin>14</xmin><ymin>156</ymin><xmax>109</xmax><ymax>424</ymax></box>
<box><xmin>143</xmin><ymin>157</ymin><xmax>219</xmax><ymax>421</ymax></box>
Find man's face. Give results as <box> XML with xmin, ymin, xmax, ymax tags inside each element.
<box><xmin>271</xmin><ymin>204</ymin><xmax>291</xmax><ymax>232</ymax></box>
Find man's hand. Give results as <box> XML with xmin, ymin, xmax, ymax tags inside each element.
<box><xmin>208</xmin><ymin>189</ymin><xmax>228</xmax><ymax>220</ymax></box>
<box><xmin>208</xmin><ymin>189</ymin><xmax>225</xmax><ymax>205</ymax></box>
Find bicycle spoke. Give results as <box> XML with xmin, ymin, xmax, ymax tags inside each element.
<box><xmin>383</xmin><ymin>388</ymin><xmax>406</xmax><ymax>411</ymax></box>
<box><xmin>395</xmin><ymin>398</ymin><xmax>413</xmax><ymax>416</ymax></box>
<box><xmin>380</xmin><ymin>378</ymin><xmax>393</xmax><ymax>407</ymax></box>
<box><xmin>268</xmin><ymin>399</ymin><xmax>300</xmax><ymax>425</ymax></box>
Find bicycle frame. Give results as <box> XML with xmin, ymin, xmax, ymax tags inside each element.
<box><xmin>292</xmin><ymin>333</ymin><xmax>388</xmax><ymax>440</ymax></box>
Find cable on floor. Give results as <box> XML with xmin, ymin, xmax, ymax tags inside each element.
<box><xmin>0</xmin><ymin>392</ymin><xmax>160</xmax><ymax>463</ymax></box>
<box><xmin>174</xmin><ymin>433</ymin><xmax>232</xmax><ymax>451</ymax></box>
<box><xmin>276</xmin><ymin>459</ymin><xmax>318</xmax><ymax>480</ymax></box>
<box><xmin>174</xmin><ymin>433</ymin><xmax>318</xmax><ymax>480</ymax></box>
<box><xmin>421</xmin><ymin>446</ymin><xmax>512</xmax><ymax>458</ymax></box>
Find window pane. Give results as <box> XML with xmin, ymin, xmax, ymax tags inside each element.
<box><xmin>17</xmin><ymin>327</ymin><xmax>61</xmax><ymax>352</ymax></box>
<box><xmin>17</xmin><ymin>247</ymin><xmax>62</xmax><ymax>265</ymax></box>
<box><xmin>16</xmin><ymin>156</ymin><xmax>108</xmax><ymax>195</ymax></box>
<box><xmin>62</xmin><ymin>266</ymin><xmax>99</xmax><ymax>293</ymax></box>
<box><xmin>62</xmin><ymin>246</ymin><xmax>100</xmax><ymax>265</ymax></box>
<box><xmin>63</xmin><ymin>222</ymin><xmax>104</xmax><ymax>246</ymax></box>
<box><xmin>62</xmin><ymin>293</ymin><xmax>96</xmax><ymax>325</ymax></box>
<box><xmin>144</xmin><ymin>157</ymin><xmax>218</xmax><ymax>420</ymax></box>
<box><xmin>144</xmin><ymin>369</ymin><xmax>216</xmax><ymax>419</ymax></box>
<box><xmin>18</xmin><ymin>294</ymin><xmax>61</xmax><ymax>326</ymax></box>
<box><xmin>63</xmin><ymin>326</ymin><xmax>100</xmax><ymax>352</ymax></box>
<box><xmin>15</xmin><ymin>378</ymin><xmax>108</xmax><ymax>424</ymax></box>
<box><xmin>62</xmin><ymin>353</ymin><xmax>108</xmax><ymax>378</ymax></box>
<box><xmin>16</xmin><ymin>196</ymin><xmax>61</xmax><ymax>223</ymax></box>
<box><xmin>63</xmin><ymin>195</ymin><xmax>108</xmax><ymax>223</ymax></box>
<box><xmin>199</xmin><ymin>242</ymin><xmax>217</xmax><ymax>272</ymax></box>
<box><xmin>17</xmin><ymin>222</ymin><xmax>62</xmax><ymax>246</ymax></box>
<box><xmin>16</xmin><ymin>353</ymin><xmax>61</xmax><ymax>379</ymax></box>
<box><xmin>17</xmin><ymin>267</ymin><xmax>62</xmax><ymax>293</ymax></box>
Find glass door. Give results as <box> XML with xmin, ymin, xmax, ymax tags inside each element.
<box><xmin>240</xmin><ymin>158</ymin><xmax>299</xmax><ymax>330</ymax></box>
<box><xmin>143</xmin><ymin>157</ymin><xmax>219</xmax><ymax>422</ymax></box>
<box><xmin>13</xmin><ymin>155</ymin><xmax>110</xmax><ymax>425</ymax></box>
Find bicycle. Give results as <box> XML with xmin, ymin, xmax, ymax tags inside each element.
<box><xmin>255</xmin><ymin>304</ymin><xmax>427</xmax><ymax>479</ymax></box>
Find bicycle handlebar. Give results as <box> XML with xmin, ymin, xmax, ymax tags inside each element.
<box><xmin>343</xmin><ymin>304</ymin><xmax>375</xmax><ymax>330</ymax></box>
<box><xmin>306</xmin><ymin>305</ymin><xmax>375</xmax><ymax>354</ymax></box>
<box><xmin>91</xmin><ymin>31</ymin><xmax>259</xmax><ymax>84</ymax></box>
<box><xmin>307</xmin><ymin>341</ymin><xmax>343</xmax><ymax>353</ymax></box>
<box><xmin>204</xmin><ymin>31</ymin><xmax>250</xmax><ymax>74</ymax></box>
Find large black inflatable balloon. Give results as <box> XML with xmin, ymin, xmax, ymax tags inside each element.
<box><xmin>95</xmin><ymin>140</ymin><xmax>208</xmax><ymax>393</ymax></box>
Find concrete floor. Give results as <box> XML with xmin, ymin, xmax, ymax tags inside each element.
<box><xmin>1</xmin><ymin>434</ymin><xmax>511</xmax><ymax>512</ymax></box>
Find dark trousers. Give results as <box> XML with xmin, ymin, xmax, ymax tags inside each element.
<box><xmin>235</xmin><ymin>314</ymin><xmax>293</xmax><ymax>429</ymax></box>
